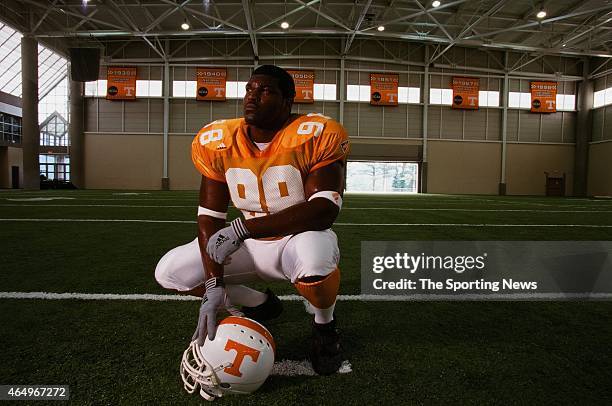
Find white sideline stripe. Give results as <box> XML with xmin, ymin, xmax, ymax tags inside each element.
<box><xmin>1</xmin><ymin>218</ymin><xmax>612</xmax><ymax>228</ymax></box>
<box><xmin>2</xmin><ymin>204</ymin><xmax>612</xmax><ymax>213</ymax></box>
<box><xmin>0</xmin><ymin>218</ymin><xmax>195</xmax><ymax>224</ymax></box>
<box><xmin>0</xmin><ymin>204</ymin><xmax>194</xmax><ymax>208</ymax></box>
<box><xmin>1</xmin><ymin>292</ymin><xmax>611</xmax><ymax>301</ymax></box>
<box><xmin>272</xmin><ymin>359</ymin><xmax>352</xmax><ymax>376</ymax></box>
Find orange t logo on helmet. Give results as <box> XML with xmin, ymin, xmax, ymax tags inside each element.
<box><xmin>223</xmin><ymin>339</ymin><xmax>261</xmax><ymax>377</ymax></box>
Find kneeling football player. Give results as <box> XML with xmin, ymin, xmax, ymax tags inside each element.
<box><xmin>155</xmin><ymin>65</ymin><xmax>349</xmax><ymax>375</ymax></box>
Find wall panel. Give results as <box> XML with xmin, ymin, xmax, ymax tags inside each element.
<box><xmin>441</xmin><ymin>108</ymin><xmax>463</xmax><ymax>139</ymax></box>
<box><xmin>427</xmin><ymin>140</ymin><xmax>501</xmax><ymax>195</ymax></box>
<box><xmin>97</xmin><ymin>100</ymin><xmax>123</xmax><ymax>132</ymax></box>
<box><xmin>588</xmin><ymin>141</ymin><xmax>612</xmax><ymax>196</ymax></box>
<box><xmin>85</xmin><ymin>134</ymin><xmax>162</xmax><ymax>189</ymax></box>
<box><xmin>123</xmin><ymin>100</ymin><xmax>149</xmax><ymax>133</ymax></box>
<box><xmin>506</xmin><ymin>144</ymin><xmax>574</xmax><ymax>195</ymax></box>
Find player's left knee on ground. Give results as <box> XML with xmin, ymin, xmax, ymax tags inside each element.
<box><xmin>294</xmin><ymin>268</ymin><xmax>340</xmax><ymax>310</ymax></box>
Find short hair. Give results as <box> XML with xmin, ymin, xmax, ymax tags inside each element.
<box><xmin>252</xmin><ymin>65</ymin><xmax>296</xmax><ymax>99</ymax></box>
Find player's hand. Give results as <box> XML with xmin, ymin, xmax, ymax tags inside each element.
<box><xmin>206</xmin><ymin>218</ymin><xmax>250</xmax><ymax>264</ymax></box>
<box><xmin>192</xmin><ymin>278</ymin><xmax>242</xmax><ymax>345</ymax></box>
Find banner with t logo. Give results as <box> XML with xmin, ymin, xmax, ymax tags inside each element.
<box><xmin>287</xmin><ymin>70</ymin><xmax>314</xmax><ymax>104</ymax></box>
<box><xmin>452</xmin><ymin>77</ymin><xmax>479</xmax><ymax>110</ymax></box>
<box><xmin>196</xmin><ymin>68</ymin><xmax>227</xmax><ymax>101</ymax></box>
<box><xmin>370</xmin><ymin>73</ymin><xmax>398</xmax><ymax>106</ymax></box>
<box><xmin>106</xmin><ymin>67</ymin><xmax>137</xmax><ymax>100</ymax></box>
<box><xmin>530</xmin><ymin>81</ymin><xmax>557</xmax><ymax>113</ymax></box>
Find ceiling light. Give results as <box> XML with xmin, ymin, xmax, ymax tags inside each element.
<box><xmin>377</xmin><ymin>25</ymin><xmax>385</xmax><ymax>32</ymax></box>
<box><xmin>432</xmin><ymin>1</ymin><xmax>441</xmax><ymax>7</ymax></box>
<box><xmin>281</xmin><ymin>21</ymin><xmax>289</xmax><ymax>29</ymax></box>
<box><xmin>536</xmin><ymin>9</ymin><xmax>546</xmax><ymax>19</ymax></box>
<box><xmin>181</xmin><ymin>20</ymin><xmax>190</xmax><ymax>30</ymax></box>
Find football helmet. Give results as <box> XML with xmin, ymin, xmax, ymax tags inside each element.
<box><xmin>180</xmin><ymin>316</ymin><xmax>275</xmax><ymax>401</ymax></box>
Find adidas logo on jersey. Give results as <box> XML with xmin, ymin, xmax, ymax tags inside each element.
<box><xmin>216</xmin><ymin>143</ymin><xmax>227</xmax><ymax>150</ymax></box>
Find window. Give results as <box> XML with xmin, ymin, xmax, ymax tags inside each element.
<box><xmin>85</xmin><ymin>80</ymin><xmax>162</xmax><ymax>97</ymax></box>
<box><xmin>39</xmin><ymin>154</ymin><xmax>70</xmax><ymax>181</ymax></box>
<box><xmin>136</xmin><ymin>80</ymin><xmax>162</xmax><ymax>97</ymax></box>
<box><xmin>39</xmin><ymin>112</ymin><xmax>68</xmax><ymax>147</ymax></box>
<box><xmin>0</xmin><ymin>112</ymin><xmax>22</xmax><ymax>144</ymax></box>
<box><xmin>346</xmin><ymin>161</ymin><xmax>418</xmax><ymax>193</ymax></box>
<box><xmin>39</xmin><ymin>77</ymin><xmax>68</xmax><ymax>124</ymax></box>
<box><xmin>0</xmin><ymin>24</ymin><xmax>67</xmax><ymax>97</ymax></box>
<box><xmin>172</xmin><ymin>80</ymin><xmax>196</xmax><ymax>98</ymax></box>
<box><xmin>556</xmin><ymin>94</ymin><xmax>575</xmax><ymax>111</ymax></box>
<box><xmin>226</xmin><ymin>81</ymin><xmax>247</xmax><ymax>98</ymax></box>
<box><xmin>479</xmin><ymin>91</ymin><xmax>500</xmax><ymax>107</ymax></box>
<box><xmin>398</xmin><ymin>87</ymin><xmax>420</xmax><ymax>104</ymax></box>
<box><xmin>314</xmin><ymin>84</ymin><xmax>336</xmax><ymax>101</ymax></box>
<box><xmin>508</xmin><ymin>92</ymin><xmax>532</xmax><ymax>109</ymax></box>
<box><xmin>347</xmin><ymin>85</ymin><xmax>420</xmax><ymax>103</ymax></box>
<box><xmin>508</xmin><ymin>91</ymin><xmax>575</xmax><ymax>110</ymax></box>
<box><xmin>594</xmin><ymin>89</ymin><xmax>606</xmax><ymax>108</ymax></box>
<box><xmin>429</xmin><ymin>88</ymin><xmax>452</xmax><ymax>105</ymax></box>
<box><xmin>347</xmin><ymin>85</ymin><xmax>370</xmax><ymax>102</ymax></box>
<box><xmin>594</xmin><ymin>87</ymin><xmax>612</xmax><ymax>108</ymax></box>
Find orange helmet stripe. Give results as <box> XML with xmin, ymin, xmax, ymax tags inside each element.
<box><xmin>219</xmin><ymin>316</ymin><xmax>276</xmax><ymax>353</ymax></box>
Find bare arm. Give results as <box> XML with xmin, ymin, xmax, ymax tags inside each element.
<box><xmin>243</xmin><ymin>160</ymin><xmax>345</xmax><ymax>239</ymax></box>
<box><xmin>197</xmin><ymin>176</ymin><xmax>231</xmax><ymax>279</ymax></box>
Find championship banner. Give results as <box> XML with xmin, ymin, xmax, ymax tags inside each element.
<box><xmin>370</xmin><ymin>73</ymin><xmax>398</xmax><ymax>106</ymax></box>
<box><xmin>287</xmin><ymin>70</ymin><xmax>314</xmax><ymax>103</ymax></box>
<box><xmin>452</xmin><ymin>77</ymin><xmax>479</xmax><ymax>110</ymax></box>
<box><xmin>530</xmin><ymin>81</ymin><xmax>557</xmax><ymax>113</ymax></box>
<box><xmin>106</xmin><ymin>67</ymin><xmax>136</xmax><ymax>100</ymax></box>
<box><xmin>196</xmin><ymin>68</ymin><xmax>227</xmax><ymax>101</ymax></box>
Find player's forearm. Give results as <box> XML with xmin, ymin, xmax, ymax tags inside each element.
<box><xmin>244</xmin><ymin>198</ymin><xmax>339</xmax><ymax>238</ymax></box>
<box><xmin>197</xmin><ymin>216</ymin><xmax>226</xmax><ymax>278</ymax></box>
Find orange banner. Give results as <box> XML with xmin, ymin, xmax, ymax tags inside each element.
<box><xmin>196</xmin><ymin>68</ymin><xmax>227</xmax><ymax>101</ymax></box>
<box><xmin>106</xmin><ymin>67</ymin><xmax>137</xmax><ymax>100</ymax></box>
<box><xmin>287</xmin><ymin>70</ymin><xmax>314</xmax><ymax>103</ymax></box>
<box><xmin>530</xmin><ymin>81</ymin><xmax>557</xmax><ymax>113</ymax></box>
<box><xmin>452</xmin><ymin>77</ymin><xmax>479</xmax><ymax>109</ymax></box>
<box><xmin>370</xmin><ymin>73</ymin><xmax>398</xmax><ymax>106</ymax></box>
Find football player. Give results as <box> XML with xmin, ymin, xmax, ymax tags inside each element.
<box><xmin>155</xmin><ymin>65</ymin><xmax>349</xmax><ymax>375</ymax></box>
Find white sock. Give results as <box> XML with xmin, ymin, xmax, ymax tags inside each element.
<box><xmin>225</xmin><ymin>285</ymin><xmax>267</xmax><ymax>307</ymax></box>
<box><xmin>312</xmin><ymin>302</ymin><xmax>336</xmax><ymax>324</ymax></box>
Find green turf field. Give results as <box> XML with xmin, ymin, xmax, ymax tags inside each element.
<box><xmin>1</xmin><ymin>190</ymin><xmax>611</xmax><ymax>405</ymax></box>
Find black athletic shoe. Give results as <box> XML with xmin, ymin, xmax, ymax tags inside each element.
<box><xmin>241</xmin><ymin>288</ymin><xmax>283</xmax><ymax>322</ymax></box>
<box><xmin>311</xmin><ymin>318</ymin><xmax>342</xmax><ymax>375</ymax></box>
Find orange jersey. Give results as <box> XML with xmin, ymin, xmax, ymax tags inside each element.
<box><xmin>192</xmin><ymin>113</ymin><xmax>349</xmax><ymax>219</ymax></box>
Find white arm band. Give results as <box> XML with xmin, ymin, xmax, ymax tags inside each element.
<box><xmin>308</xmin><ymin>191</ymin><xmax>343</xmax><ymax>209</ymax></box>
<box><xmin>197</xmin><ymin>206</ymin><xmax>227</xmax><ymax>219</ymax></box>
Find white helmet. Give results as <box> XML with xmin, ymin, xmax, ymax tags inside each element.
<box><xmin>180</xmin><ymin>316</ymin><xmax>275</xmax><ymax>401</ymax></box>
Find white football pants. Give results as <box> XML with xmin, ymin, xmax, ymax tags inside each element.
<box><xmin>155</xmin><ymin>229</ymin><xmax>339</xmax><ymax>292</ymax></box>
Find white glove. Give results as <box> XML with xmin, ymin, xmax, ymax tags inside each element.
<box><xmin>206</xmin><ymin>218</ymin><xmax>250</xmax><ymax>264</ymax></box>
<box><xmin>192</xmin><ymin>277</ymin><xmax>242</xmax><ymax>345</ymax></box>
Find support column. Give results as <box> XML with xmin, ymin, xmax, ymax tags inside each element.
<box><xmin>339</xmin><ymin>57</ymin><xmax>345</xmax><ymax>125</ymax></box>
<box><xmin>161</xmin><ymin>54</ymin><xmax>170</xmax><ymax>190</ymax></box>
<box><xmin>69</xmin><ymin>79</ymin><xmax>84</xmax><ymax>188</ymax></box>
<box><xmin>420</xmin><ymin>46</ymin><xmax>429</xmax><ymax>193</ymax></box>
<box><xmin>499</xmin><ymin>51</ymin><xmax>509</xmax><ymax>196</ymax></box>
<box><xmin>21</xmin><ymin>35</ymin><xmax>39</xmax><ymax>190</ymax></box>
<box><xmin>574</xmin><ymin>58</ymin><xmax>593</xmax><ymax>197</ymax></box>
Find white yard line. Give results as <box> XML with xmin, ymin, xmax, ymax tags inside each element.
<box><xmin>1</xmin><ymin>204</ymin><xmax>612</xmax><ymax>212</ymax></box>
<box><xmin>0</xmin><ymin>204</ymin><xmax>195</xmax><ymax>208</ymax></box>
<box><xmin>1</xmin><ymin>218</ymin><xmax>612</xmax><ymax>228</ymax></box>
<box><xmin>1</xmin><ymin>292</ymin><xmax>610</xmax><ymax>301</ymax></box>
